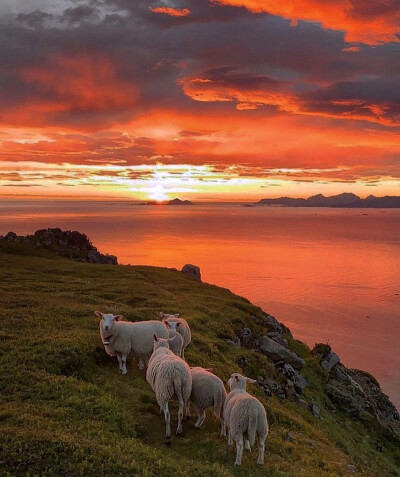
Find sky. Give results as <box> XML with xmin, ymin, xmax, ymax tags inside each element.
<box><xmin>0</xmin><ymin>0</ymin><xmax>400</xmax><ymax>201</ymax></box>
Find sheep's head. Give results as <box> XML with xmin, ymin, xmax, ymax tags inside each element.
<box><xmin>152</xmin><ymin>333</ymin><xmax>175</xmax><ymax>351</ymax></box>
<box><xmin>95</xmin><ymin>311</ymin><xmax>122</xmax><ymax>334</ymax></box>
<box><xmin>227</xmin><ymin>373</ymin><xmax>256</xmax><ymax>391</ymax></box>
<box><xmin>160</xmin><ymin>312</ymin><xmax>179</xmax><ymax>322</ymax></box>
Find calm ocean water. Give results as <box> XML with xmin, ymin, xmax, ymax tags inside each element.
<box><xmin>1</xmin><ymin>200</ymin><xmax>399</xmax><ymax>407</ymax></box>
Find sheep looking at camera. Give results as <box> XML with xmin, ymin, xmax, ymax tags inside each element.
<box><xmin>160</xmin><ymin>312</ymin><xmax>191</xmax><ymax>358</ymax></box>
<box><xmin>96</xmin><ymin>311</ymin><xmax>168</xmax><ymax>374</ymax></box>
<box><xmin>146</xmin><ymin>335</ymin><xmax>192</xmax><ymax>445</ymax></box>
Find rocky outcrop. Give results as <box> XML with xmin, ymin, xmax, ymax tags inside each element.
<box><xmin>0</xmin><ymin>229</ymin><xmax>117</xmax><ymax>265</ymax></box>
<box><xmin>312</xmin><ymin>343</ymin><xmax>400</xmax><ymax>436</ymax></box>
<box><xmin>259</xmin><ymin>336</ymin><xmax>306</xmax><ymax>369</ymax></box>
<box><xmin>181</xmin><ymin>264</ymin><xmax>201</xmax><ymax>281</ymax></box>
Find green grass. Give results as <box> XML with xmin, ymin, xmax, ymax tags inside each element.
<box><xmin>0</xmin><ymin>243</ymin><xmax>399</xmax><ymax>476</ymax></box>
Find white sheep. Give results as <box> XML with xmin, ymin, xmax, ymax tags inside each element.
<box><xmin>146</xmin><ymin>334</ymin><xmax>192</xmax><ymax>445</ymax></box>
<box><xmin>189</xmin><ymin>367</ymin><xmax>227</xmax><ymax>434</ymax></box>
<box><xmin>168</xmin><ymin>328</ymin><xmax>184</xmax><ymax>357</ymax></box>
<box><xmin>96</xmin><ymin>311</ymin><xmax>168</xmax><ymax>374</ymax></box>
<box><xmin>223</xmin><ymin>373</ymin><xmax>268</xmax><ymax>466</ymax></box>
<box><xmin>160</xmin><ymin>312</ymin><xmax>191</xmax><ymax>358</ymax></box>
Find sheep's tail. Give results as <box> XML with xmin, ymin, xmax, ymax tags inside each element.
<box><xmin>248</xmin><ymin>412</ymin><xmax>258</xmax><ymax>447</ymax></box>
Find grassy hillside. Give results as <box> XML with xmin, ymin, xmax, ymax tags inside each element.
<box><xmin>0</xmin><ymin>243</ymin><xmax>399</xmax><ymax>477</ymax></box>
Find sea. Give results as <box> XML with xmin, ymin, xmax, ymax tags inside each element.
<box><xmin>1</xmin><ymin>200</ymin><xmax>399</xmax><ymax>408</ymax></box>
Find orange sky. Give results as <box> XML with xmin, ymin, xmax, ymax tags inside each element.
<box><xmin>1</xmin><ymin>0</ymin><xmax>400</xmax><ymax>201</ymax></box>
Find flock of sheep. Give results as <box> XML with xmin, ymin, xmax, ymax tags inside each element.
<box><xmin>95</xmin><ymin>311</ymin><xmax>269</xmax><ymax>466</ymax></box>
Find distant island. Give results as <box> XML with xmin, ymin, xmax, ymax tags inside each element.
<box><xmin>167</xmin><ymin>198</ymin><xmax>193</xmax><ymax>205</ymax></box>
<box><xmin>257</xmin><ymin>193</ymin><xmax>400</xmax><ymax>208</ymax></box>
<box><xmin>139</xmin><ymin>198</ymin><xmax>193</xmax><ymax>206</ymax></box>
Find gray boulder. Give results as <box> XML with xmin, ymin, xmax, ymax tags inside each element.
<box><xmin>280</xmin><ymin>363</ymin><xmax>307</xmax><ymax>393</ymax></box>
<box><xmin>321</xmin><ymin>352</ymin><xmax>340</xmax><ymax>373</ymax></box>
<box><xmin>259</xmin><ymin>336</ymin><xmax>306</xmax><ymax>369</ymax></box>
<box><xmin>262</xmin><ymin>314</ymin><xmax>282</xmax><ymax>333</ymax></box>
<box><xmin>239</xmin><ymin>327</ymin><xmax>253</xmax><ymax>348</ymax></box>
<box><xmin>181</xmin><ymin>264</ymin><xmax>201</xmax><ymax>281</ymax></box>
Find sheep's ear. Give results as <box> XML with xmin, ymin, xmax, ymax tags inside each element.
<box><xmin>173</xmin><ymin>313</ymin><xmax>179</xmax><ymax>318</ymax></box>
<box><xmin>246</xmin><ymin>377</ymin><xmax>257</xmax><ymax>384</ymax></box>
<box><xmin>95</xmin><ymin>311</ymin><xmax>103</xmax><ymax>318</ymax></box>
<box><xmin>153</xmin><ymin>334</ymin><xmax>158</xmax><ymax>341</ymax></box>
<box><xmin>114</xmin><ymin>315</ymin><xmax>123</xmax><ymax>321</ymax></box>
<box><xmin>205</xmin><ymin>368</ymin><xmax>213</xmax><ymax>372</ymax></box>
<box><xmin>160</xmin><ymin>312</ymin><xmax>166</xmax><ymax>319</ymax></box>
<box><xmin>168</xmin><ymin>336</ymin><xmax>176</xmax><ymax>342</ymax></box>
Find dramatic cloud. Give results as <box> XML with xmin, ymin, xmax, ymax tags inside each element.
<box><xmin>0</xmin><ymin>0</ymin><xmax>399</xmax><ymax>200</ymax></box>
<box><xmin>215</xmin><ymin>0</ymin><xmax>400</xmax><ymax>45</ymax></box>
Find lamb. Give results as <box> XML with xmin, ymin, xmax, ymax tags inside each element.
<box><xmin>223</xmin><ymin>373</ymin><xmax>268</xmax><ymax>466</ymax></box>
<box><xmin>96</xmin><ymin>311</ymin><xmax>168</xmax><ymax>374</ymax></box>
<box><xmin>160</xmin><ymin>312</ymin><xmax>191</xmax><ymax>358</ymax></box>
<box><xmin>189</xmin><ymin>367</ymin><xmax>227</xmax><ymax>434</ymax></box>
<box><xmin>146</xmin><ymin>334</ymin><xmax>192</xmax><ymax>445</ymax></box>
<box><xmin>167</xmin><ymin>328</ymin><xmax>184</xmax><ymax>357</ymax></box>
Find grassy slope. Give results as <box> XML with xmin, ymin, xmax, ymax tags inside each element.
<box><xmin>0</xmin><ymin>243</ymin><xmax>399</xmax><ymax>477</ymax></box>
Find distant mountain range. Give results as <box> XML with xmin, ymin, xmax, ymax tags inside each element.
<box><xmin>257</xmin><ymin>193</ymin><xmax>400</xmax><ymax>208</ymax></box>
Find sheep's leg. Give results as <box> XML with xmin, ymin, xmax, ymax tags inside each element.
<box><xmin>185</xmin><ymin>401</ymin><xmax>191</xmax><ymax>420</ymax></box>
<box><xmin>121</xmin><ymin>353</ymin><xmax>128</xmax><ymax>375</ymax></box>
<box><xmin>164</xmin><ymin>402</ymin><xmax>171</xmax><ymax>446</ymax></box>
<box><xmin>228</xmin><ymin>430</ymin><xmax>233</xmax><ymax>445</ymax></box>
<box><xmin>221</xmin><ymin>421</ymin><xmax>227</xmax><ymax>437</ymax></box>
<box><xmin>234</xmin><ymin>435</ymin><xmax>244</xmax><ymax>466</ymax></box>
<box><xmin>257</xmin><ymin>436</ymin><xmax>265</xmax><ymax>466</ymax></box>
<box><xmin>195</xmin><ymin>409</ymin><xmax>206</xmax><ymax>429</ymax></box>
<box><xmin>116</xmin><ymin>353</ymin><xmax>123</xmax><ymax>372</ymax></box>
<box><xmin>245</xmin><ymin>439</ymin><xmax>251</xmax><ymax>452</ymax></box>
<box><xmin>176</xmin><ymin>397</ymin><xmax>184</xmax><ymax>435</ymax></box>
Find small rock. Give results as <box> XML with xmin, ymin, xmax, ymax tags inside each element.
<box><xmin>376</xmin><ymin>444</ymin><xmax>383</xmax><ymax>452</ymax></box>
<box><xmin>251</xmin><ymin>314</ymin><xmax>259</xmax><ymax>324</ymax></box>
<box><xmin>262</xmin><ymin>314</ymin><xmax>282</xmax><ymax>333</ymax></box>
<box><xmin>239</xmin><ymin>327</ymin><xmax>253</xmax><ymax>348</ymax></box>
<box><xmin>237</xmin><ymin>357</ymin><xmax>248</xmax><ymax>368</ymax></box>
<box><xmin>181</xmin><ymin>264</ymin><xmax>201</xmax><ymax>281</ymax></box>
<box><xmin>346</xmin><ymin>464</ymin><xmax>356</xmax><ymax>474</ymax></box>
<box><xmin>321</xmin><ymin>352</ymin><xmax>340</xmax><ymax>373</ymax></box>
<box><xmin>286</xmin><ymin>432</ymin><xmax>294</xmax><ymax>442</ymax></box>
<box><xmin>298</xmin><ymin>399</ymin><xmax>309</xmax><ymax>409</ymax></box>
<box><xmin>279</xmin><ymin>363</ymin><xmax>307</xmax><ymax>393</ymax></box>
<box><xmin>310</xmin><ymin>403</ymin><xmax>321</xmax><ymax>418</ymax></box>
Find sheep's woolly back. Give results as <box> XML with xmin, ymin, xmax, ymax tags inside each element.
<box><xmin>146</xmin><ymin>347</ymin><xmax>192</xmax><ymax>407</ymax></box>
<box><xmin>100</xmin><ymin>320</ymin><xmax>168</xmax><ymax>360</ymax></box>
<box><xmin>229</xmin><ymin>394</ymin><xmax>268</xmax><ymax>445</ymax></box>
<box><xmin>190</xmin><ymin>367</ymin><xmax>227</xmax><ymax>417</ymax></box>
<box><xmin>167</xmin><ymin>329</ymin><xmax>184</xmax><ymax>357</ymax></box>
<box><xmin>164</xmin><ymin>317</ymin><xmax>191</xmax><ymax>348</ymax></box>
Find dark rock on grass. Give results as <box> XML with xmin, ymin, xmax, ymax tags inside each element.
<box><xmin>262</xmin><ymin>314</ymin><xmax>282</xmax><ymax>333</ymax></box>
<box><xmin>239</xmin><ymin>327</ymin><xmax>253</xmax><ymax>348</ymax></box>
<box><xmin>259</xmin><ymin>336</ymin><xmax>306</xmax><ymax>369</ymax></box>
<box><xmin>321</xmin><ymin>352</ymin><xmax>340</xmax><ymax>372</ymax></box>
<box><xmin>279</xmin><ymin>363</ymin><xmax>307</xmax><ymax>394</ymax></box>
<box><xmin>310</xmin><ymin>403</ymin><xmax>321</xmax><ymax>418</ymax></box>
<box><xmin>181</xmin><ymin>264</ymin><xmax>201</xmax><ymax>281</ymax></box>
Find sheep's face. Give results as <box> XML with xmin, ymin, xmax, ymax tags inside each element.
<box><xmin>165</xmin><ymin>319</ymin><xmax>180</xmax><ymax>332</ymax></box>
<box><xmin>228</xmin><ymin>373</ymin><xmax>256</xmax><ymax>391</ymax></box>
<box><xmin>153</xmin><ymin>334</ymin><xmax>175</xmax><ymax>351</ymax></box>
<box><xmin>95</xmin><ymin>311</ymin><xmax>122</xmax><ymax>334</ymax></box>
